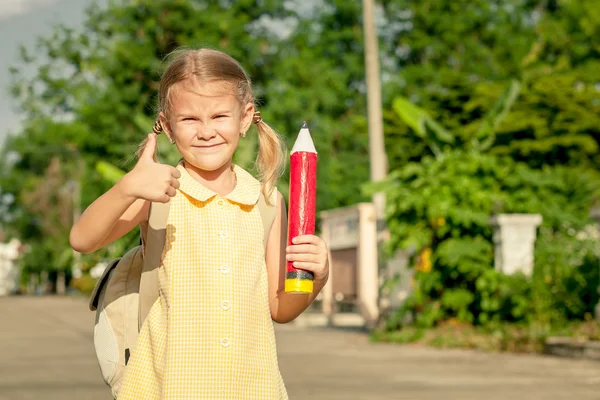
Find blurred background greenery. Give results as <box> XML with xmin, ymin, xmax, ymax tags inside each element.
<box><xmin>0</xmin><ymin>0</ymin><xmax>599</xmax><ymax>350</ymax></box>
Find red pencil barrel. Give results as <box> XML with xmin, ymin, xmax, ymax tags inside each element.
<box><xmin>287</xmin><ymin>152</ymin><xmax>317</xmax><ymax>274</ymax></box>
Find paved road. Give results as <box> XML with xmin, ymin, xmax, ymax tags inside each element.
<box><xmin>1</xmin><ymin>296</ymin><xmax>600</xmax><ymax>400</ymax></box>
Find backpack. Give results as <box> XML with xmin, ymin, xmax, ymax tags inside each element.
<box><xmin>88</xmin><ymin>193</ymin><xmax>277</xmax><ymax>399</ymax></box>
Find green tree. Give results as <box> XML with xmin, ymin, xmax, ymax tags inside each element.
<box><xmin>380</xmin><ymin>0</ymin><xmax>538</xmax><ymax>164</ymax></box>
<box><xmin>381</xmin><ymin>0</ymin><xmax>600</xmax><ymax>170</ymax></box>
<box><xmin>490</xmin><ymin>0</ymin><xmax>600</xmax><ymax>167</ymax></box>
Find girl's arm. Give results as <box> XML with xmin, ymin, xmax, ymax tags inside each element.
<box><xmin>70</xmin><ymin>133</ymin><xmax>181</xmax><ymax>254</ymax></box>
<box><xmin>69</xmin><ymin>183</ymin><xmax>149</xmax><ymax>254</ymax></box>
<box><xmin>266</xmin><ymin>192</ymin><xmax>329</xmax><ymax>324</ymax></box>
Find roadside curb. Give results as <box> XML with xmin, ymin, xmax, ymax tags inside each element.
<box><xmin>544</xmin><ymin>337</ymin><xmax>600</xmax><ymax>361</ymax></box>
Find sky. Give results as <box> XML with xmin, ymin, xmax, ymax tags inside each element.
<box><xmin>0</xmin><ymin>0</ymin><xmax>93</xmax><ymax>146</ymax></box>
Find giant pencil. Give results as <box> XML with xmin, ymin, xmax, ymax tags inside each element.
<box><xmin>285</xmin><ymin>122</ymin><xmax>317</xmax><ymax>294</ymax></box>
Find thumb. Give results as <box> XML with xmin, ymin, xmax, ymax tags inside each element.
<box><xmin>141</xmin><ymin>134</ymin><xmax>158</xmax><ymax>163</ymax></box>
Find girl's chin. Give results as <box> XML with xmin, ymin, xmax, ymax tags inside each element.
<box><xmin>183</xmin><ymin>156</ymin><xmax>232</xmax><ymax>173</ymax></box>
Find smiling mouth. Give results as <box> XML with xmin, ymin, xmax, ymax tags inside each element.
<box><xmin>193</xmin><ymin>143</ymin><xmax>224</xmax><ymax>149</ymax></box>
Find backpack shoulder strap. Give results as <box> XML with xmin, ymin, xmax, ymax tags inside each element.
<box><xmin>257</xmin><ymin>189</ymin><xmax>278</xmax><ymax>252</ymax></box>
<box><xmin>138</xmin><ymin>200</ymin><xmax>170</xmax><ymax>331</ymax></box>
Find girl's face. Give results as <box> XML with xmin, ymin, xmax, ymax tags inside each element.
<box><xmin>161</xmin><ymin>79</ymin><xmax>253</xmax><ymax>175</ymax></box>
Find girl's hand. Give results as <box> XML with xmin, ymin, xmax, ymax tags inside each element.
<box><xmin>120</xmin><ymin>133</ymin><xmax>181</xmax><ymax>203</ymax></box>
<box><xmin>286</xmin><ymin>235</ymin><xmax>329</xmax><ymax>283</ymax></box>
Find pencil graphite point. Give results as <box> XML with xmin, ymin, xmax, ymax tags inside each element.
<box><xmin>291</xmin><ymin>121</ymin><xmax>317</xmax><ymax>154</ymax></box>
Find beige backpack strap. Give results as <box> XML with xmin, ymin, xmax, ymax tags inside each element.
<box><xmin>257</xmin><ymin>190</ymin><xmax>278</xmax><ymax>252</ymax></box>
<box><xmin>138</xmin><ymin>200</ymin><xmax>170</xmax><ymax>331</ymax></box>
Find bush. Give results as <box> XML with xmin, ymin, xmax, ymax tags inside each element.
<box><xmin>370</xmin><ymin>150</ymin><xmax>600</xmax><ymax>331</ymax></box>
<box><xmin>71</xmin><ymin>274</ymin><xmax>98</xmax><ymax>295</ymax></box>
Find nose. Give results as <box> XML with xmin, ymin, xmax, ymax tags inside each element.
<box><xmin>196</xmin><ymin>121</ymin><xmax>218</xmax><ymax>140</ymax></box>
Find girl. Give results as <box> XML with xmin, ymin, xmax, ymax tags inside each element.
<box><xmin>70</xmin><ymin>48</ymin><xmax>329</xmax><ymax>399</ymax></box>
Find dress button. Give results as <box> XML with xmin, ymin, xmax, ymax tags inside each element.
<box><xmin>219</xmin><ymin>265</ymin><xmax>230</xmax><ymax>274</ymax></box>
<box><xmin>217</xmin><ymin>199</ymin><xmax>225</xmax><ymax>207</ymax></box>
<box><xmin>219</xmin><ymin>230</ymin><xmax>229</xmax><ymax>239</ymax></box>
<box><xmin>220</xmin><ymin>338</ymin><xmax>230</xmax><ymax>348</ymax></box>
<box><xmin>221</xmin><ymin>301</ymin><xmax>231</xmax><ymax>311</ymax></box>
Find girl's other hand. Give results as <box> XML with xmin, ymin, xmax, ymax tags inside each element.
<box><xmin>285</xmin><ymin>235</ymin><xmax>329</xmax><ymax>283</ymax></box>
<box><xmin>120</xmin><ymin>133</ymin><xmax>181</xmax><ymax>203</ymax></box>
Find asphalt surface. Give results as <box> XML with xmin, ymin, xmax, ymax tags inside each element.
<box><xmin>1</xmin><ymin>296</ymin><xmax>599</xmax><ymax>400</ymax></box>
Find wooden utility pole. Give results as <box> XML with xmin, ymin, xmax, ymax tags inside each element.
<box><xmin>71</xmin><ymin>160</ymin><xmax>83</xmax><ymax>281</ymax></box>
<box><xmin>362</xmin><ymin>0</ymin><xmax>387</xmax><ymax>219</ymax></box>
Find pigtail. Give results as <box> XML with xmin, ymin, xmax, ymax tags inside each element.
<box><xmin>255</xmin><ymin>118</ymin><xmax>286</xmax><ymax>206</ymax></box>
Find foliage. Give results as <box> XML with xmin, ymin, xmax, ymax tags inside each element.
<box><xmin>369</xmin><ymin>119</ymin><xmax>600</xmax><ymax>331</ymax></box>
<box><xmin>71</xmin><ymin>273</ymin><xmax>99</xmax><ymax>295</ymax></box>
<box><xmin>371</xmin><ymin>319</ymin><xmax>600</xmax><ymax>354</ymax></box>
<box><xmin>381</xmin><ymin>0</ymin><xmax>600</xmax><ymax>171</ymax></box>
<box><xmin>364</xmin><ymin>0</ymin><xmax>600</xmax><ymax>342</ymax></box>
<box><xmin>532</xmin><ymin>226</ymin><xmax>600</xmax><ymax>323</ymax></box>
<box><xmin>380</xmin><ymin>0</ymin><xmax>540</xmax><ymax>166</ymax></box>
<box><xmin>489</xmin><ymin>70</ymin><xmax>600</xmax><ymax>168</ymax></box>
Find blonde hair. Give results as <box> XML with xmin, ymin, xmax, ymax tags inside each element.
<box><xmin>139</xmin><ymin>48</ymin><xmax>286</xmax><ymax>203</ymax></box>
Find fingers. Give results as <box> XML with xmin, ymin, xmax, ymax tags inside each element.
<box><xmin>290</xmin><ymin>234</ymin><xmax>322</xmax><ymax>246</ymax></box>
<box><xmin>154</xmin><ymin>185</ymin><xmax>175</xmax><ymax>203</ymax></box>
<box><xmin>286</xmin><ymin>236</ymin><xmax>328</xmax><ymax>264</ymax></box>
<box><xmin>141</xmin><ymin>134</ymin><xmax>158</xmax><ymax>162</ymax></box>
<box><xmin>159</xmin><ymin>167</ymin><xmax>179</xmax><ymax>199</ymax></box>
<box><xmin>286</xmin><ymin>244</ymin><xmax>318</xmax><ymax>254</ymax></box>
<box><xmin>286</xmin><ymin>261</ymin><xmax>329</xmax><ymax>284</ymax></box>
<box><xmin>286</xmin><ymin>252</ymin><xmax>321</xmax><ymax>263</ymax></box>
<box><xmin>166</xmin><ymin>186</ymin><xmax>177</xmax><ymax>198</ymax></box>
<box><xmin>286</xmin><ymin>234</ymin><xmax>329</xmax><ymax>282</ymax></box>
<box><xmin>287</xmin><ymin>261</ymin><xmax>321</xmax><ymax>272</ymax></box>
<box><xmin>132</xmin><ymin>142</ymin><xmax>180</xmax><ymax>202</ymax></box>
<box><xmin>170</xmin><ymin>167</ymin><xmax>181</xmax><ymax>179</ymax></box>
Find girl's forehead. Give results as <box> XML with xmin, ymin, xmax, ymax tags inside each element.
<box><xmin>171</xmin><ymin>78</ymin><xmax>236</xmax><ymax>100</ymax></box>
<box><xmin>168</xmin><ymin>79</ymin><xmax>240</xmax><ymax>113</ymax></box>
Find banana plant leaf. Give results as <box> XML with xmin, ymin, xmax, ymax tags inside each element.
<box><xmin>96</xmin><ymin>161</ymin><xmax>126</xmax><ymax>184</ymax></box>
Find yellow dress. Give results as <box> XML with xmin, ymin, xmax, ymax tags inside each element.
<box><xmin>119</xmin><ymin>164</ymin><xmax>288</xmax><ymax>400</ymax></box>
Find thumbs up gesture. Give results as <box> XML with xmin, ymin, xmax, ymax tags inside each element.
<box><xmin>121</xmin><ymin>133</ymin><xmax>181</xmax><ymax>203</ymax></box>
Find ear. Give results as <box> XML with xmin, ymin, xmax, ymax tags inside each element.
<box><xmin>159</xmin><ymin>112</ymin><xmax>175</xmax><ymax>143</ymax></box>
<box><xmin>240</xmin><ymin>102</ymin><xmax>255</xmax><ymax>134</ymax></box>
